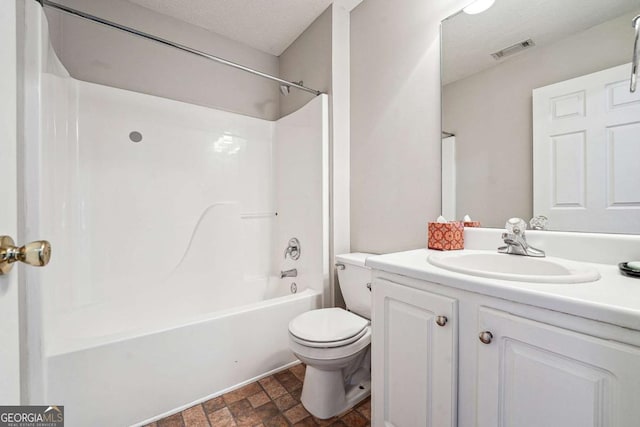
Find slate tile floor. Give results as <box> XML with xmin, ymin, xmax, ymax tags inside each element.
<box><xmin>148</xmin><ymin>364</ymin><xmax>371</xmax><ymax>427</ymax></box>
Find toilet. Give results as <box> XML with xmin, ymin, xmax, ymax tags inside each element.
<box><xmin>288</xmin><ymin>253</ymin><xmax>373</xmax><ymax>419</ymax></box>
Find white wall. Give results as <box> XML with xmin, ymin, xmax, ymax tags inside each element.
<box><xmin>279</xmin><ymin>6</ymin><xmax>332</xmax><ymax>118</ymax></box>
<box><xmin>443</xmin><ymin>12</ymin><xmax>635</xmax><ymax>228</ymax></box>
<box><xmin>44</xmin><ymin>0</ymin><xmax>280</xmax><ymax>120</ymax></box>
<box><xmin>350</xmin><ymin>0</ymin><xmax>468</xmax><ymax>254</ymax></box>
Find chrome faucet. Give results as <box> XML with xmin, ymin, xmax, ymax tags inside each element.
<box><xmin>280</xmin><ymin>268</ymin><xmax>297</xmax><ymax>279</ymax></box>
<box><xmin>498</xmin><ymin>218</ymin><xmax>545</xmax><ymax>257</ymax></box>
<box><xmin>284</xmin><ymin>238</ymin><xmax>301</xmax><ymax>260</ymax></box>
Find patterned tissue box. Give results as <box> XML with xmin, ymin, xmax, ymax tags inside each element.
<box><xmin>428</xmin><ymin>221</ymin><xmax>464</xmax><ymax>251</ymax></box>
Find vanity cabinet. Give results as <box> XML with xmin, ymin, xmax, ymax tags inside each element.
<box><xmin>371</xmin><ymin>273</ymin><xmax>640</xmax><ymax>427</ymax></box>
<box><xmin>371</xmin><ymin>278</ymin><xmax>457</xmax><ymax>427</ymax></box>
<box><xmin>476</xmin><ymin>307</ymin><xmax>640</xmax><ymax>427</ymax></box>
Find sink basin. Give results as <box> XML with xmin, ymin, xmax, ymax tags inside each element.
<box><xmin>428</xmin><ymin>250</ymin><xmax>600</xmax><ymax>284</ymax></box>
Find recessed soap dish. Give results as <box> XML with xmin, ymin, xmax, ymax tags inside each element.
<box><xmin>618</xmin><ymin>262</ymin><xmax>640</xmax><ymax>278</ymax></box>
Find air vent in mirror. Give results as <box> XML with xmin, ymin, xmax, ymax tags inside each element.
<box><xmin>491</xmin><ymin>39</ymin><xmax>535</xmax><ymax>60</ymax></box>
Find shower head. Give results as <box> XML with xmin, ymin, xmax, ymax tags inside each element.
<box><xmin>279</xmin><ymin>84</ymin><xmax>291</xmax><ymax>96</ymax></box>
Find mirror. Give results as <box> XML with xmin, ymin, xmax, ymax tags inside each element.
<box><xmin>441</xmin><ymin>0</ymin><xmax>640</xmax><ymax>233</ymax></box>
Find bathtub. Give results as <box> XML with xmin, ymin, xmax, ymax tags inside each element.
<box><xmin>45</xmin><ymin>284</ymin><xmax>321</xmax><ymax>426</ymax></box>
<box><xmin>34</xmin><ymin>82</ymin><xmax>329</xmax><ymax>425</ymax></box>
<box><xmin>33</xmin><ymin>77</ymin><xmax>329</xmax><ymax>426</ymax></box>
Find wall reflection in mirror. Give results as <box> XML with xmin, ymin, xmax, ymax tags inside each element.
<box><xmin>441</xmin><ymin>0</ymin><xmax>640</xmax><ymax>234</ymax></box>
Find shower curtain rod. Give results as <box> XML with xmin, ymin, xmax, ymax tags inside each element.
<box><xmin>37</xmin><ymin>0</ymin><xmax>324</xmax><ymax>96</ymax></box>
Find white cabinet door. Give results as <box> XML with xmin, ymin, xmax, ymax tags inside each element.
<box><xmin>372</xmin><ymin>278</ymin><xmax>457</xmax><ymax>427</ymax></box>
<box><xmin>477</xmin><ymin>307</ymin><xmax>640</xmax><ymax>427</ymax></box>
<box><xmin>533</xmin><ymin>63</ymin><xmax>640</xmax><ymax>233</ymax></box>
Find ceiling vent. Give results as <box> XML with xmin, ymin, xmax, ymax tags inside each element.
<box><xmin>491</xmin><ymin>39</ymin><xmax>535</xmax><ymax>60</ymax></box>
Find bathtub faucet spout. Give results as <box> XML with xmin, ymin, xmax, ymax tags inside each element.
<box><xmin>280</xmin><ymin>268</ymin><xmax>297</xmax><ymax>279</ymax></box>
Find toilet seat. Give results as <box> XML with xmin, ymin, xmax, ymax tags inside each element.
<box><xmin>289</xmin><ymin>308</ymin><xmax>369</xmax><ymax>348</ymax></box>
<box><xmin>289</xmin><ymin>327</ymin><xmax>371</xmax><ymax>362</ymax></box>
<box><xmin>290</xmin><ymin>327</ymin><xmax>368</xmax><ymax>348</ymax></box>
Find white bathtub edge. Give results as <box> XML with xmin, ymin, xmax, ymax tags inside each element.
<box><xmin>130</xmin><ymin>360</ymin><xmax>302</xmax><ymax>427</ymax></box>
<box><xmin>47</xmin><ymin>289</ymin><xmax>320</xmax><ymax>357</ymax></box>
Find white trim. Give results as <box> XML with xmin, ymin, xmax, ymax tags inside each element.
<box><xmin>333</xmin><ymin>0</ymin><xmax>364</xmax><ymax>13</ymax></box>
<box><xmin>0</xmin><ymin>0</ymin><xmax>21</xmax><ymax>404</ymax></box>
<box><xmin>330</xmin><ymin>2</ymin><xmax>352</xmax><ymax>306</ymax></box>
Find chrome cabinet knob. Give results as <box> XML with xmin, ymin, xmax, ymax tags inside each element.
<box><xmin>478</xmin><ymin>331</ymin><xmax>493</xmax><ymax>344</ymax></box>
<box><xmin>0</xmin><ymin>236</ymin><xmax>52</xmax><ymax>275</ymax></box>
<box><xmin>435</xmin><ymin>316</ymin><xmax>448</xmax><ymax>327</ymax></box>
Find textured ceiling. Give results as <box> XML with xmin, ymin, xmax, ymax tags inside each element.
<box><xmin>125</xmin><ymin>0</ymin><xmax>334</xmax><ymax>56</ymax></box>
<box><xmin>442</xmin><ymin>0</ymin><xmax>639</xmax><ymax>85</ymax></box>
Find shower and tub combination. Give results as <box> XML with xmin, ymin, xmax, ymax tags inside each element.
<box><xmin>20</xmin><ymin>2</ymin><xmax>329</xmax><ymax>425</ymax></box>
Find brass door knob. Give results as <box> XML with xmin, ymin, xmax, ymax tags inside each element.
<box><xmin>0</xmin><ymin>236</ymin><xmax>52</xmax><ymax>275</ymax></box>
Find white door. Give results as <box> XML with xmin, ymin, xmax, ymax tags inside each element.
<box><xmin>0</xmin><ymin>0</ymin><xmax>21</xmax><ymax>404</ymax></box>
<box><xmin>476</xmin><ymin>307</ymin><xmax>640</xmax><ymax>427</ymax></box>
<box><xmin>372</xmin><ymin>278</ymin><xmax>457</xmax><ymax>427</ymax></box>
<box><xmin>533</xmin><ymin>63</ymin><xmax>640</xmax><ymax>233</ymax></box>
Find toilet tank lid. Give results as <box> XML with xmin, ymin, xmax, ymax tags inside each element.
<box><xmin>336</xmin><ymin>252</ymin><xmax>375</xmax><ymax>268</ymax></box>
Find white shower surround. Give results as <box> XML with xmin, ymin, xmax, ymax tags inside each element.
<box><xmin>22</xmin><ymin>3</ymin><xmax>329</xmax><ymax>425</ymax></box>
<box><xmin>41</xmin><ymin>76</ymin><xmax>330</xmax><ymax>354</ymax></box>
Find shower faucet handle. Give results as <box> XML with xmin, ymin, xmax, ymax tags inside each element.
<box><xmin>284</xmin><ymin>237</ymin><xmax>301</xmax><ymax>260</ymax></box>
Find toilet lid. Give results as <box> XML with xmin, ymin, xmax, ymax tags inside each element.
<box><xmin>290</xmin><ymin>326</ymin><xmax>369</xmax><ymax>348</ymax></box>
<box><xmin>289</xmin><ymin>308</ymin><xmax>369</xmax><ymax>344</ymax></box>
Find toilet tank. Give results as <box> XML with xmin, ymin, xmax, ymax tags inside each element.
<box><xmin>336</xmin><ymin>253</ymin><xmax>374</xmax><ymax>320</ymax></box>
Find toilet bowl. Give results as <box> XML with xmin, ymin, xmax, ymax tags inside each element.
<box><xmin>288</xmin><ymin>253</ymin><xmax>373</xmax><ymax>419</ymax></box>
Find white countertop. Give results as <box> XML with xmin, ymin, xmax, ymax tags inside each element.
<box><xmin>366</xmin><ymin>248</ymin><xmax>640</xmax><ymax>331</ymax></box>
